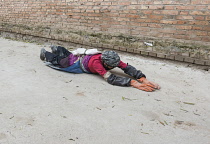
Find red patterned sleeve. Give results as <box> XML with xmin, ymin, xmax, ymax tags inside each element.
<box><xmin>118</xmin><ymin>61</ymin><xmax>127</xmax><ymax>69</ymax></box>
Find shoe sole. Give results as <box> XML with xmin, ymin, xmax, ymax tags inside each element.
<box><xmin>40</xmin><ymin>48</ymin><xmax>46</xmax><ymax>61</ymax></box>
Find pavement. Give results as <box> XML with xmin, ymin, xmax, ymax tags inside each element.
<box><xmin>0</xmin><ymin>37</ymin><xmax>210</xmax><ymax>144</ymax></box>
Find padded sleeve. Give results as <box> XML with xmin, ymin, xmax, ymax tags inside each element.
<box><xmin>121</xmin><ymin>64</ymin><xmax>146</xmax><ymax>79</ymax></box>
<box><xmin>104</xmin><ymin>72</ymin><xmax>131</xmax><ymax>86</ymax></box>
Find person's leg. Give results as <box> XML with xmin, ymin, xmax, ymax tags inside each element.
<box><xmin>59</xmin><ymin>57</ymin><xmax>70</xmax><ymax>68</ymax></box>
<box><xmin>40</xmin><ymin>48</ymin><xmax>66</xmax><ymax>65</ymax></box>
<box><xmin>50</xmin><ymin>45</ymin><xmax>71</xmax><ymax>58</ymax></box>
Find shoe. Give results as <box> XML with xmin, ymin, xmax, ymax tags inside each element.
<box><xmin>50</xmin><ymin>45</ymin><xmax>59</xmax><ymax>54</ymax></box>
<box><xmin>50</xmin><ymin>45</ymin><xmax>64</xmax><ymax>57</ymax></box>
<box><xmin>40</xmin><ymin>48</ymin><xmax>46</xmax><ymax>61</ymax></box>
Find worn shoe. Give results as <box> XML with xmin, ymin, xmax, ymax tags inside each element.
<box><xmin>50</xmin><ymin>45</ymin><xmax>59</xmax><ymax>55</ymax></box>
<box><xmin>40</xmin><ymin>48</ymin><xmax>47</xmax><ymax>61</ymax></box>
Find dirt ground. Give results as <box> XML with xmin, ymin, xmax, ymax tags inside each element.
<box><xmin>0</xmin><ymin>37</ymin><xmax>210</xmax><ymax>144</ymax></box>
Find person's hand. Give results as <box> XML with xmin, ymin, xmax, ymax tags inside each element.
<box><xmin>130</xmin><ymin>80</ymin><xmax>155</xmax><ymax>92</ymax></box>
<box><xmin>138</xmin><ymin>77</ymin><xmax>160</xmax><ymax>89</ymax></box>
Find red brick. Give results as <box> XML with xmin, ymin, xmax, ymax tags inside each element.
<box><xmin>180</xmin><ymin>11</ymin><xmax>189</xmax><ymax>15</ymax></box>
<box><xmin>72</xmin><ymin>9</ymin><xmax>81</xmax><ymax>13</ymax></box>
<box><xmin>129</xmin><ymin>10</ymin><xmax>138</xmax><ymax>14</ymax></box>
<box><xmin>174</xmin><ymin>34</ymin><xmax>190</xmax><ymax>40</ymax></box>
<box><xmin>125</xmin><ymin>14</ymin><xmax>140</xmax><ymax>19</ymax></box>
<box><xmin>189</xmin><ymin>21</ymin><xmax>209</xmax><ymax>25</ymax></box>
<box><xmin>200</xmin><ymin>0</ymin><xmax>210</xmax><ymax>4</ymax></box>
<box><xmin>72</xmin><ymin>16</ymin><xmax>81</xmax><ymax>19</ymax></box>
<box><xmin>162</xmin><ymin>1</ymin><xmax>176</xmax><ymax>4</ymax></box>
<box><xmin>160</xmin><ymin>20</ymin><xmax>177</xmax><ymax>24</ymax></box>
<box><xmin>164</xmin><ymin>5</ymin><xmax>175</xmax><ymax>10</ymax></box>
<box><xmin>144</xmin><ymin>1</ymin><xmax>153</xmax><ymax>4</ymax></box>
<box><xmin>176</xmin><ymin>6</ymin><xmax>195</xmax><ymax>10</ymax></box>
<box><xmin>194</xmin><ymin>16</ymin><xmax>205</xmax><ymax>20</ymax></box>
<box><xmin>127</xmin><ymin>5</ymin><xmax>137</xmax><ymax>9</ymax></box>
<box><xmin>191</xmin><ymin>0</ymin><xmax>202</xmax><ymax>4</ymax></box>
<box><xmin>176</xmin><ymin>15</ymin><xmax>193</xmax><ymax>20</ymax></box>
<box><xmin>192</xmin><ymin>26</ymin><xmax>203</xmax><ymax>30</ymax></box>
<box><xmin>149</xmin><ymin>5</ymin><xmax>164</xmax><ymax>10</ymax></box>
<box><xmin>140</xmin><ymin>23</ymin><xmax>148</xmax><ymax>27</ymax></box>
<box><xmin>120</xmin><ymin>21</ymin><xmax>127</xmax><ymax>25</ymax></box>
<box><xmin>153</xmin><ymin>10</ymin><xmax>161</xmax><ymax>14</ymax></box>
<box><xmin>203</xmin><ymin>26</ymin><xmax>210</xmax><ymax>31</ymax></box>
<box><xmin>101</xmin><ymin>2</ymin><xmax>112</xmax><ymax>5</ymax></box>
<box><xmin>195</xmin><ymin>31</ymin><xmax>208</xmax><ymax>36</ymax></box>
<box><xmin>148</xmin><ymin>23</ymin><xmax>162</xmax><ymax>28</ymax></box>
<box><xmin>86</xmin><ymin>2</ymin><xmax>94</xmax><ymax>5</ymax></box>
<box><xmin>190</xmin><ymin>11</ymin><xmax>208</xmax><ymax>15</ymax></box>
<box><xmin>202</xmin><ymin>36</ymin><xmax>210</xmax><ymax>42</ymax></box>
<box><xmin>148</xmin><ymin>15</ymin><xmax>164</xmax><ymax>20</ymax></box>
<box><xmin>206</xmin><ymin>16</ymin><xmax>210</xmax><ymax>20</ymax></box>
<box><xmin>141</xmin><ymin>5</ymin><xmax>149</xmax><ymax>9</ymax></box>
<box><xmin>191</xmin><ymin>37</ymin><xmax>202</xmax><ymax>41</ymax></box>
<box><xmin>86</xmin><ymin>9</ymin><xmax>94</xmax><ymax>13</ymax></box>
<box><xmin>131</xmin><ymin>1</ymin><xmax>138</xmax><ymax>5</ymax></box>
<box><xmin>177</xmin><ymin>20</ymin><xmax>188</xmax><ymax>25</ymax></box>
<box><xmin>91</xmin><ymin>20</ymin><xmax>101</xmax><ymax>24</ymax></box>
<box><xmin>131</xmin><ymin>18</ymin><xmax>146</xmax><ymax>23</ymax></box>
<box><xmin>176</xmin><ymin>25</ymin><xmax>192</xmax><ymax>30</ymax></box>
<box><xmin>106</xmin><ymin>13</ymin><xmax>119</xmax><ymax>17</ymax></box>
<box><xmin>119</xmin><ymin>2</ymin><xmax>131</xmax><ymax>5</ymax></box>
<box><xmin>161</xmin><ymin>10</ymin><xmax>179</xmax><ymax>15</ymax></box>
<box><xmin>153</xmin><ymin>1</ymin><xmax>163</xmax><ymax>4</ymax></box>
<box><xmin>142</xmin><ymin>10</ymin><xmax>153</xmax><ymax>14</ymax></box>
<box><xmin>145</xmin><ymin>19</ymin><xmax>160</xmax><ymax>23</ymax></box>
<box><xmin>130</xmin><ymin>22</ymin><xmax>140</xmax><ymax>26</ymax></box>
<box><xmin>117</xmin><ymin>17</ymin><xmax>130</xmax><ymax>22</ymax></box>
<box><xmin>176</xmin><ymin>30</ymin><xmax>186</xmax><ymax>35</ymax></box>
<box><xmin>196</xmin><ymin>6</ymin><xmax>207</xmax><ymax>10</ymax></box>
<box><xmin>109</xmin><ymin>21</ymin><xmax>120</xmax><ymax>25</ymax></box>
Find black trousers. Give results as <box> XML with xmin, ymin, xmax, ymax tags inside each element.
<box><xmin>45</xmin><ymin>46</ymin><xmax>71</xmax><ymax>67</ymax></box>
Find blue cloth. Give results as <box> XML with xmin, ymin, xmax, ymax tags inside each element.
<box><xmin>46</xmin><ymin>60</ymin><xmax>92</xmax><ymax>74</ymax></box>
<box><xmin>60</xmin><ymin>60</ymin><xmax>84</xmax><ymax>73</ymax></box>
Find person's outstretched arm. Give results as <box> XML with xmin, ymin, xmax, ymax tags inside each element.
<box><xmin>104</xmin><ymin>72</ymin><xmax>158</xmax><ymax>92</ymax></box>
<box><xmin>121</xmin><ymin>64</ymin><xmax>160</xmax><ymax>90</ymax></box>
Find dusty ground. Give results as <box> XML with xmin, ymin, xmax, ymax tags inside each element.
<box><xmin>0</xmin><ymin>37</ymin><xmax>210</xmax><ymax>144</ymax></box>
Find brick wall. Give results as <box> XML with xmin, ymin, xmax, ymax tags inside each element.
<box><xmin>0</xmin><ymin>0</ymin><xmax>210</xmax><ymax>64</ymax></box>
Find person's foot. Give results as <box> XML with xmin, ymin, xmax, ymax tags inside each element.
<box><xmin>50</xmin><ymin>45</ymin><xmax>66</xmax><ymax>57</ymax></box>
<box><xmin>50</xmin><ymin>45</ymin><xmax>58</xmax><ymax>54</ymax></box>
<box><xmin>40</xmin><ymin>48</ymin><xmax>46</xmax><ymax>61</ymax></box>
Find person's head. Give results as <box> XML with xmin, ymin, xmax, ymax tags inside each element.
<box><xmin>101</xmin><ymin>50</ymin><xmax>120</xmax><ymax>69</ymax></box>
